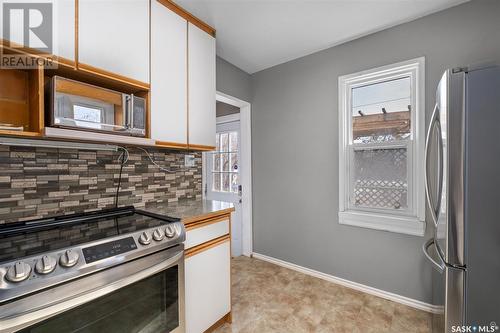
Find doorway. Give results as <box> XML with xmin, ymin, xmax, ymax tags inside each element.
<box><xmin>203</xmin><ymin>92</ymin><xmax>253</xmax><ymax>257</ymax></box>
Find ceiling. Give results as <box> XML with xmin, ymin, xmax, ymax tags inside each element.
<box><xmin>176</xmin><ymin>0</ymin><xmax>468</xmax><ymax>74</ymax></box>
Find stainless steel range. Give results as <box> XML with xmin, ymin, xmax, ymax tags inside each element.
<box><xmin>0</xmin><ymin>206</ymin><xmax>185</xmax><ymax>333</ymax></box>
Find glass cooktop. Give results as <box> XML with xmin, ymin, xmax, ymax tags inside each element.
<box><xmin>0</xmin><ymin>207</ymin><xmax>179</xmax><ymax>264</ymax></box>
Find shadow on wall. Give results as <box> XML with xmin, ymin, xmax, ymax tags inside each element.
<box><xmin>216</xmin><ymin>101</ymin><xmax>240</xmax><ymax>117</ymax></box>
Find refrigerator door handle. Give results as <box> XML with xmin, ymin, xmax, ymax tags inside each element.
<box><xmin>423</xmin><ymin>238</ymin><xmax>445</xmax><ymax>274</ymax></box>
<box><xmin>424</xmin><ymin>103</ymin><xmax>444</xmax><ymax>228</ymax></box>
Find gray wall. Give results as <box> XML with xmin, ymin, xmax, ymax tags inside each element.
<box><xmin>216</xmin><ymin>56</ymin><xmax>253</xmax><ymax>102</ymax></box>
<box><xmin>250</xmin><ymin>0</ymin><xmax>500</xmax><ymax>303</ymax></box>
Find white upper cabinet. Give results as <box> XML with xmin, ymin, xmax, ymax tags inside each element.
<box><xmin>188</xmin><ymin>22</ymin><xmax>216</xmax><ymax>148</ymax></box>
<box><xmin>55</xmin><ymin>0</ymin><xmax>75</xmax><ymax>62</ymax></box>
<box><xmin>78</xmin><ymin>0</ymin><xmax>150</xmax><ymax>83</ymax></box>
<box><xmin>150</xmin><ymin>0</ymin><xmax>187</xmax><ymax>145</ymax></box>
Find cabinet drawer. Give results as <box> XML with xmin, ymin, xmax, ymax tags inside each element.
<box><xmin>185</xmin><ymin>218</ymin><xmax>229</xmax><ymax>250</ymax></box>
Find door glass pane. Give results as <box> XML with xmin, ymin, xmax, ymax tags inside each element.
<box><xmin>221</xmin><ymin>153</ymin><xmax>229</xmax><ymax>172</ymax></box>
<box><xmin>213</xmin><ymin>153</ymin><xmax>220</xmax><ymax>172</ymax></box>
<box><xmin>231</xmin><ymin>174</ymin><xmax>239</xmax><ymax>193</ymax></box>
<box><xmin>220</xmin><ymin>133</ymin><xmax>229</xmax><ymax>152</ymax></box>
<box><xmin>212</xmin><ymin>130</ymin><xmax>239</xmax><ymax>193</ymax></box>
<box><xmin>230</xmin><ymin>153</ymin><xmax>238</xmax><ymax>172</ymax></box>
<box><xmin>20</xmin><ymin>266</ymin><xmax>179</xmax><ymax>333</ymax></box>
<box><xmin>351</xmin><ymin>147</ymin><xmax>408</xmax><ymax>210</ymax></box>
<box><xmin>213</xmin><ymin>173</ymin><xmax>221</xmax><ymax>191</ymax></box>
<box><xmin>215</xmin><ymin>133</ymin><xmax>220</xmax><ymax>152</ymax></box>
<box><xmin>229</xmin><ymin>132</ymin><xmax>238</xmax><ymax>152</ymax></box>
<box><xmin>222</xmin><ymin>173</ymin><xmax>230</xmax><ymax>192</ymax></box>
<box><xmin>352</xmin><ymin>76</ymin><xmax>411</xmax><ymax>144</ymax></box>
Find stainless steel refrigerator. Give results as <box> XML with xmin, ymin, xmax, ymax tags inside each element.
<box><xmin>423</xmin><ymin>64</ymin><xmax>500</xmax><ymax>332</ymax></box>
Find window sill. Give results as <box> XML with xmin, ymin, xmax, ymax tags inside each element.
<box><xmin>338</xmin><ymin>211</ymin><xmax>425</xmax><ymax>236</ymax></box>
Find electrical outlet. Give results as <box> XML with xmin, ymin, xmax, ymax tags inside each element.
<box><xmin>184</xmin><ymin>154</ymin><xmax>195</xmax><ymax>167</ymax></box>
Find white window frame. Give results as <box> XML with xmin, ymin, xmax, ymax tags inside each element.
<box><xmin>338</xmin><ymin>57</ymin><xmax>426</xmax><ymax>236</ymax></box>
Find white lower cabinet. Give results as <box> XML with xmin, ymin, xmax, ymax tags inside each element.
<box><xmin>185</xmin><ymin>241</ymin><xmax>231</xmax><ymax>333</ymax></box>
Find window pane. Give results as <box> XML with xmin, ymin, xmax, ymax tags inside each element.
<box><xmin>215</xmin><ymin>134</ymin><xmax>220</xmax><ymax>152</ymax></box>
<box><xmin>221</xmin><ymin>153</ymin><xmax>229</xmax><ymax>172</ymax></box>
<box><xmin>351</xmin><ymin>147</ymin><xmax>408</xmax><ymax>210</ymax></box>
<box><xmin>74</xmin><ymin>104</ymin><xmax>102</xmax><ymax>123</ymax></box>
<box><xmin>212</xmin><ymin>173</ymin><xmax>221</xmax><ymax>191</ymax></box>
<box><xmin>230</xmin><ymin>153</ymin><xmax>238</xmax><ymax>172</ymax></box>
<box><xmin>220</xmin><ymin>133</ymin><xmax>229</xmax><ymax>152</ymax></box>
<box><xmin>212</xmin><ymin>153</ymin><xmax>220</xmax><ymax>172</ymax></box>
<box><xmin>352</xmin><ymin>77</ymin><xmax>411</xmax><ymax>144</ymax></box>
<box><xmin>229</xmin><ymin>132</ymin><xmax>238</xmax><ymax>152</ymax></box>
<box><xmin>231</xmin><ymin>174</ymin><xmax>239</xmax><ymax>193</ymax></box>
<box><xmin>222</xmin><ymin>173</ymin><xmax>230</xmax><ymax>192</ymax></box>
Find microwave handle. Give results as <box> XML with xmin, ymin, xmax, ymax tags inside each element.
<box><xmin>123</xmin><ymin>94</ymin><xmax>132</xmax><ymax>129</ymax></box>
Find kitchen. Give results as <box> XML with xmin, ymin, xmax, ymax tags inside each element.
<box><xmin>0</xmin><ymin>0</ymin><xmax>499</xmax><ymax>332</ymax></box>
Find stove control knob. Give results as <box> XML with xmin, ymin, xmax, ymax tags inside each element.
<box><xmin>165</xmin><ymin>225</ymin><xmax>176</xmax><ymax>238</ymax></box>
<box><xmin>139</xmin><ymin>232</ymin><xmax>152</xmax><ymax>245</ymax></box>
<box><xmin>60</xmin><ymin>250</ymin><xmax>79</xmax><ymax>268</ymax></box>
<box><xmin>35</xmin><ymin>255</ymin><xmax>57</xmax><ymax>274</ymax></box>
<box><xmin>6</xmin><ymin>261</ymin><xmax>32</xmax><ymax>283</ymax></box>
<box><xmin>153</xmin><ymin>228</ymin><xmax>164</xmax><ymax>241</ymax></box>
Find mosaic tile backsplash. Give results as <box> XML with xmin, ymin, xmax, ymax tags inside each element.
<box><xmin>0</xmin><ymin>145</ymin><xmax>202</xmax><ymax>224</ymax></box>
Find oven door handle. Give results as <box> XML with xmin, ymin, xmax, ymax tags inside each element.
<box><xmin>0</xmin><ymin>250</ymin><xmax>183</xmax><ymax>333</ymax></box>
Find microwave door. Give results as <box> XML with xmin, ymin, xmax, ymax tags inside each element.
<box><xmin>129</xmin><ymin>95</ymin><xmax>146</xmax><ymax>137</ymax></box>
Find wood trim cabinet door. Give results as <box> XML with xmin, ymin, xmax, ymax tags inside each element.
<box><xmin>185</xmin><ymin>240</ymin><xmax>231</xmax><ymax>333</ymax></box>
<box><xmin>78</xmin><ymin>0</ymin><xmax>150</xmax><ymax>84</ymax></box>
<box><xmin>150</xmin><ymin>0</ymin><xmax>188</xmax><ymax>145</ymax></box>
<box><xmin>188</xmin><ymin>22</ymin><xmax>216</xmax><ymax>149</ymax></box>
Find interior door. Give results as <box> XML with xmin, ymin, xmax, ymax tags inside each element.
<box><xmin>205</xmin><ymin>120</ymin><xmax>242</xmax><ymax>257</ymax></box>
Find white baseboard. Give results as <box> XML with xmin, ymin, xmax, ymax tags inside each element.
<box><xmin>251</xmin><ymin>252</ymin><xmax>443</xmax><ymax>314</ymax></box>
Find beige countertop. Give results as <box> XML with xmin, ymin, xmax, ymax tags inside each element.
<box><xmin>143</xmin><ymin>199</ymin><xmax>234</xmax><ymax>224</ymax></box>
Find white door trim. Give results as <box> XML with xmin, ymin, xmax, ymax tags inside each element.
<box><xmin>203</xmin><ymin>92</ymin><xmax>253</xmax><ymax>257</ymax></box>
<box><xmin>217</xmin><ymin>113</ymin><xmax>240</xmax><ymax>124</ymax></box>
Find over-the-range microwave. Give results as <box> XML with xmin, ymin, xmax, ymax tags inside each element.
<box><xmin>48</xmin><ymin>76</ymin><xmax>146</xmax><ymax>137</ymax></box>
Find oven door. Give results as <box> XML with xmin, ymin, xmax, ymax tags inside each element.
<box><xmin>0</xmin><ymin>245</ymin><xmax>184</xmax><ymax>333</ymax></box>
